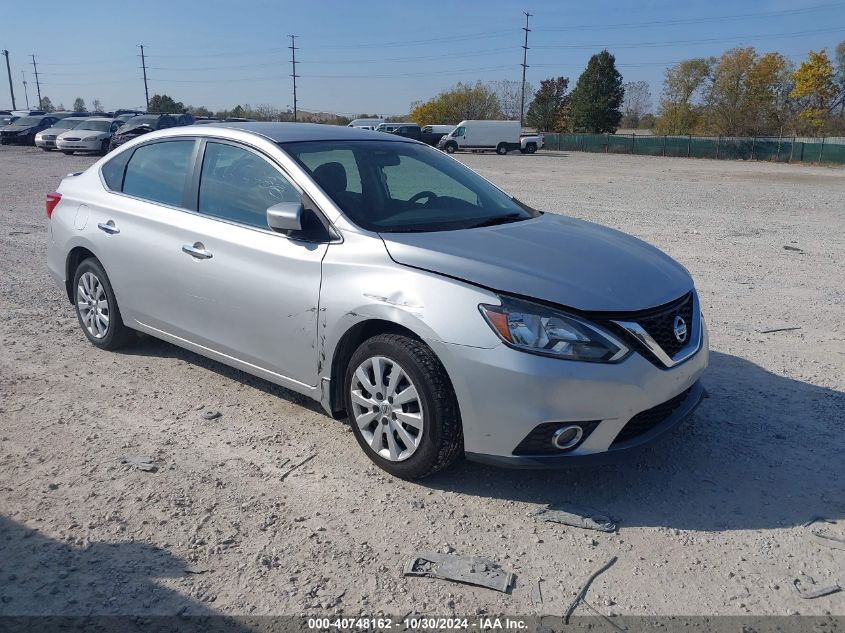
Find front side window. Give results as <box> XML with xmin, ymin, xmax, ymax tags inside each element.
<box><xmin>198</xmin><ymin>142</ymin><xmax>301</xmax><ymax>229</ymax></box>
<box><xmin>281</xmin><ymin>140</ymin><xmax>537</xmax><ymax>233</ymax></box>
<box><xmin>122</xmin><ymin>140</ymin><xmax>195</xmax><ymax>206</ymax></box>
<box><xmin>453</xmin><ymin>126</ymin><xmax>466</xmax><ymax>137</ymax></box>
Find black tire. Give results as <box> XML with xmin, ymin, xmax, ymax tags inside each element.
<box><xmin>344</xmin><ymin>333</ymin><xmax>463</xmax><ymax>480</ymax></box>
<box><xmin>42</xmin><ymin>147</ymin><xmax>52</xmax><ymax>152</ymax></box>
<box><xmin>62</xmin><ymin>150</ymin><xmax>74</xmax><ymax>155</ymax></box>
<box><xmin>100</xmin><ymin>139</ymin><xmax>110</xmax><ymax>156</ymax></box>
<box><xmin>444</xmin><ymin>142</ymin><xmax>457</xmax><ymax>154</ymax></box>
<box><xmin>525</xmin><ymin>142</ymin><xmax>537</xmax><ymax>154</ymax></box>
<box><xmin>496</xmin><ymin>143</ymin><xmax>508</xmax><ymax>155</ymax></box>
<box><xmin>72</xmin><ymin>258</ymin><xmax>135</xmax><ymax>350</ymax></box>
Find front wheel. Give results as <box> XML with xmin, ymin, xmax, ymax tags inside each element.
<box><xmin>100</xmin><ymin>139</ymin><xmax>110</xmax><ymax>156</ymax></box>
<box><xmin>496</xmin><ymin>143</ymin><xmax>508</xmax><ymax>155</ymax></box>
<box><xmin>62</xmin><ymin>150</ymin><xmax>74</xmax><ymax>155</ymax></box>
<box><xmin>344</xmin><ymin>334</ymin><xmax>462</xmax><ymax>479</ymax></box>
<box><xmin>73</xmin><ymin>258</ymin><xmax>135</xmax><ymax>350</ymax></box>
<box><xmin>444</xmin><ymin>142</ymin><xmax>457</xmax><ymax>154</ymax></box>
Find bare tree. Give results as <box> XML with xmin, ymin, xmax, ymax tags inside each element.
<box><xmin>92</xmin><ymin>99</ymin><xmax>103</xmax><ymax>112</ymax></box>
<box><xmin>490</xmin><ymin>79</ymin><xmax>534</xmax><ymax>120</ymax></box>
<box><xmin>621</xmin><ymin>81</ymin><xmax>652</xmax><ymax>128</ymax></box>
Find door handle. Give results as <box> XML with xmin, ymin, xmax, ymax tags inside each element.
<box><xmin>182</xmin><ymin>242</ymin><xmax>213</xmax><ymax>259</ymax></box>
<box><xmin>97</xmin><ymin>221</ymin><xmax>120</xmax><ymax>235</ymax></box>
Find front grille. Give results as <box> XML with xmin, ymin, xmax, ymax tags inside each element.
<box><xmin>63</xmin><ymin>137</ymin><xmax>81</xmax><ymax>141</ymax></box>
<box><xmin>43</xmin><ymin>135</ymin><xmax>56</xmax><ymax>140</ymax></box>
<box><xmin>513</xmin><ymin>420</ymin><xmax>601</xmax><ymax>455</ymax></box>
<box><xmin>611</xmin><ymin>387</ymin><xmax>692</xmax><ymax>446</ymax></box>
<box><xmin>635</xmin><ymin>293</ymin><xmax>693</xmax><ymax>358</ymax></box>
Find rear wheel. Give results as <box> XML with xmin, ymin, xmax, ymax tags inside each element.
<box><xmin>72</xmin><ymin>258</ymin><xmax>135</xmax><ymax>350</ymax></box>
<box><xmin>345</xmin><ymin>334</ymin><xmax>462</xmax><ymax>479</ymax></box>
<box><xmin>525</xmin><ymin>142</ymin><xmax>537</xmax><ymax>154</ymax></box>
<box><xmin>496</xmin><ymin>143</ymin><xmax>508</xmax><ymax>155</ymax></box>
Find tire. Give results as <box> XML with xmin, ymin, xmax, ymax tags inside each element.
<box><xmin>42</xmin><ymin>147</ymin><xmax>52</xmax><ymax>152</ymax></box>
<box><xmin>62</xmin><ymin>151</ymin><xmax>74</xmax><ymax>155</ymax></box>
<box><xmin>100</xmin><ymin>139</ymin><xmax>109</xmax><ymax>156</ymax></box>
<box><xmin>525</xmin><ymin>142</ymin><xmax>537</xmax><ymax>154</ymax></box>
<box><xmin>496</xmin><ymin>143</ymin><xmax>508</xmax><ymax>155</ymax></box>
<box><xmin>444</xmin><ymin>142</ymin><xmax>457</xmax><ymax>154</ymax></box>
<box><xmin>344</xmin><ymin>333</ymin><xmax>463</xmax><ymax>479</ymax></box>
<box><xmin>72</xmin><ymin>258</ymin><xmax>135</xmax><ymax>350</ymax></box>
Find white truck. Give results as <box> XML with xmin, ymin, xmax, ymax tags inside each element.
<box><xmin>436</xmin><ymin>120</ymin><xmax>543</xmax><ymax>155</ymax></box>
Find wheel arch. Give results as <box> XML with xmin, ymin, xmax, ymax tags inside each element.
<box><xmin>64</xmin><ymin>246</ymin><xmax>98</xmax><ymax>302</ymax></box>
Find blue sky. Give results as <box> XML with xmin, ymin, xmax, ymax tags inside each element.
<box><xmin>2</xmin><ymin>0</ymin><xmax>843</xmax><ymax>115</ymax></box>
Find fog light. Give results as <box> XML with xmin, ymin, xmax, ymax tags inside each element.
<box><xmin>551</xmin><ymin>425</ymin><xmax>583</xmax><ymax>450</ymax></box>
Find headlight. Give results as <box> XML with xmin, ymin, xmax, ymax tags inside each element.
<box><xmin>479</xmin><ymin>297</ymin><xmax>629</xmax><ymax>362</ymax></box>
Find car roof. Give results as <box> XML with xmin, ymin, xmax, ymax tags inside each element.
<box><xmin>82</xmin><ymin>117</ymin><xmax>118</xmax><ymax>122</ymax></box>
<box><xmin>209</xmin><ymin>122</ymin><xmax>410</xmax><ymax>143</ymax></box>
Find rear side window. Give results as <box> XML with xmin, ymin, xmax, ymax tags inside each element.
<box><xmin>101</xmin><ymin>149</ymin><xmax>132</xmax><ymax>191</ymax></box>
<box><xmin>198</xmin><ymin>141</ymin><xmax>301</xmax><ymax>229</ymax></box>
<box><xmin>123</xmin><ymin>140</ymin><xmax>195</xmax><ymax>207</ymax></box>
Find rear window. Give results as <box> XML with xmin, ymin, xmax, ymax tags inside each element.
<box><xmin>101</xmin><ymin>150</ymin><xmax>132</xmax><ymax>191</ymax></box>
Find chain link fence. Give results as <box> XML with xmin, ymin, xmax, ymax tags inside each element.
<box><xmin>540</xmin><ymin>133</ymin><xmax>845</xmax><ymax>165</ymax></box>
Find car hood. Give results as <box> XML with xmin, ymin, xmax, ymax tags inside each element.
<box><xmin>379</xmin><ymin>213</ymin><xmax>693</xmax><ymax>312</ymax></box>
<box><xmin>2</xmin><ymin>124</ymin><xmax>35</xmax><ymax>133</ymax></box>
<box><xmin>115</xmin><ymin>124</ymin><xmax>152</xmax><ymax>136</ymax></box>
<box><xmin>59</xmin><ymin>130</ymin><xmax>104</xmax><ymax>140</ymax></box>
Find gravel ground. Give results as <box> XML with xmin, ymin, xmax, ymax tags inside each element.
<box><xmin>0</xmin><ymin>144</ymin><xmax>843</xmax><ymax>618</ymax></box>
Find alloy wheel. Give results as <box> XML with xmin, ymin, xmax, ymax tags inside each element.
<box><xmin>76</xmin><ymin>271</ymin><xmax>110</xmax><ymax>339</ymax></box>
<box><xmin>350</xmin><ymin>355</ymin><xmax>424</xmax><ymax>462</ymax></box>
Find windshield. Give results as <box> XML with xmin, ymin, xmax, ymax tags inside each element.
<box><xmin>76</xmin><ymin>120</ymin><xmax>112</xmax><ymax>132</ymax></box>
<box><xmin>122</xmin><ymin>116</ymin><xmax>157</xmax><ymax>128</ymax></box>
<box><xmin>15</xmin><ymin>117</ymin><xmax>42</xmax><ymax>126</ymax></box>
<box><xmin>280</xmin><ymin>140</ymin><xmax>538</xmax><ymax>233</ymax></box>
<box><xmin>53</xmin><ymin>118</ymin><xmax>83</xmax><ymax>130</ymax></box>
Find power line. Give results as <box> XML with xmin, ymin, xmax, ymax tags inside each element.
<box><xmin>289</xmin><ymin>35</ymin><xmax>299</xmax><ymax>122</ymax></box>
<box><xmin>520</xmin><ymin>11</ymin><xmax>532</xmax><ymax>128</ymax></box>
<box><xmin>30</xmin><ymin>55</ymin><xmax>42</xmax><ymax>110</ymax></box>
<box><xmin>2</xmin><ymin>49</ymin><xmax>15</xmax><ymax>110</ymax></box>
<box><xmin>138</xmin><ymin>44</ymin><xmax>149</xmax><ymax>110</ymax></box>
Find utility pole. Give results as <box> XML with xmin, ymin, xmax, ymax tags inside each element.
<box><xmin>519</xmin><ymin>11</ymin><xmax>532</xmax><ymax>129</ymax></box>
<box><xmin>2</xmin><ymin>50</ymin><xmax>16</xmax><ymax>110</ymax></box>
<box><xmin>138</xmin><ymin>44</ymin><xmax>149</xmax><ymax>110</ymax></box>
<box><xmin>21</xmin><ymin>70</ymin><xmax>29</xmax><ymax>109</ymax></box>
<box><xmin>30</xmin><ymin>54</ymin><xmax>42</xmax><ymax>110</ymax></box>
<box><xmin>289</xmin><ymin>35</ymin><xmax>299</xmax><ymax>122</ymax></box>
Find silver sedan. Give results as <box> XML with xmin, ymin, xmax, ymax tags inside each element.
<box><xmin>45</xmin><ymin>123</ymin><xmax>707</xmax><ymax>479</ymax></box>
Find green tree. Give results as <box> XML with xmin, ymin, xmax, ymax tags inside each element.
<box><xmin>410</xmin><ymin>81</ymin><xmax>501</xmax><ymax>126</ymax></box>
<box><xmin>654</xmin><ymin>58</ymin><xmax>713</xmax><ymax>134</ymax></box>
<box><xmin>40</xmin><ymin>96</ymin><xmax>54</xmax><ymax>112</ymax></box>
<box><xmin>72</xmin><ymin>97</ymin><xmax>86</xmax><ymax>112</ymax></box>
<box><xmin>525</xmin><ymin>77</ymin><xmax>570</xmax><ymax>132</ymax></box>
<box><xmin>569</xmin><ymin>50</ymin><xmax>624</xmax><ymax>133</ymax></box>
<box><xmin>147</xmin><ymin>94</ymin><xmax>185</xmax><ymax>113</ymax></box>
<box><xmin>701</xmin><ymin>48</ymin><xmax>792</xmax><ymax>135</ymax></box>
<box><xmin>187</xmin><ymin>105</ymin><xmax>212</xmax><ymax>118</ymax></box>
<box><xmin>790</xmin><ymin>49</ymin><xmax>838</xmax><ymax>133</ymax></box>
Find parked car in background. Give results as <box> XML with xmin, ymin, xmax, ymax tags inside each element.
<box><xmin>108</xmin><ymin>113</ymin><xmax>183</xmax><ymax>150</ymax></box>
<box><xmin>11</xmin><ymin>109</ymin><xmax>46</xmax><ymax>116</ymax></box>
<box><xmin>57</xmin><ymin>117</ymin><xmax>123</xmax><ymax>155</ymax></box>
<box><xmin>113</xmin><ymin>109</ymin><xmax>144</xmax><ymax>120</ymax></box>
<box><xmin>1</xmin><ymin>114</ymin><xmax>19</xmax><ymax>126</ymax></box>
<box><xmin>0</xmin><ymin>115</ymin><xmax>58</xmax><ymax>145</ymax></box>
<box><xmin>381</xmin><ymin>123</ymin><xmax>448</xmax><ymax>147</ymax></box>
<box><xmin>422</xmin><ymin>124</ymin><xmax>455</xmax><ymax>135</ymax></box>
<box><xmin>35</xmin><ymin>117</ymin><xmax>86</xmax><ymax>150</ymax></box>
<box><xmin>348</xmin><ymin>118</ymin><xmax>384</xmax><ymax>129</ymax></box>
<box><xmin>437</xmin><ymin>120</ymin><xmax>542</xmax><ymax>155</ymax></box>
<box><xmin>52</xmin><ymin>112</ymin><xmax>91</xmax><ymax>120</ymax></box>
<box><xmin>46</xmin><ymin>122</ymin><xmax>706</xmax><ymax>479</ymax></box>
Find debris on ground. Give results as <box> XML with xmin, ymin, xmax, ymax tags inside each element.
<box><xmin>403</xmin><ymin>552</ymin><xmax>514</xmax><ymax>593</ymax></box>
<box><xmin>793</xmin><ymin>577</ymin><xmax>842</xmax><ymax>599</ymax></box>
<box><xmin>202</xmin><ymin>410</ymin><xmax>222</xmax><ymax>421</ymax></box>
<box><xmin>279</xmin><ymin>453</ymin><xmax>316</xmax><ymax>481</ymax></box>
<box><xmin>812</xmin><ymin>530</ymin><xmax>845</xmax><ymax>551</ymax></box>
<box><xmin>530</xmin><ymin>579</ymin><xmax>543</xmax><ymax>606</ymax></box>
<box><xmin>564</xmin><ymin>556</ymin><xmax>619</xmax><ymax>624</ymax></box>
<box><xmin>121</xmin><ymin>455</ymin><xmax>157</xmax><ymax>472</ymax></box>
<box><xmin>759</xmin><ymin>326</ymin><xmax>802</xmax><ymax>334</ymax></box>
<box><xmin>536</xmin><ymin>505</ymin><xmax>617</xmax><ymax>532</ymax></box>
<box><xmin>783</xmin><ymin>245</ymin><xmax>804</xmax><ymax>253</ymax></box>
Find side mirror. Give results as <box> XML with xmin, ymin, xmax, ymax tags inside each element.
<box><xmin>266</xmin><ymin>202</ymin><xmax>303</xmax><ymax>233</ymax></box>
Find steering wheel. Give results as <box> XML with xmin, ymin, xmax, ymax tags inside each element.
<box><xmin>408</xmin><ymin>191</ymin><xmax>438</xmax><ymax>205</ymax></box>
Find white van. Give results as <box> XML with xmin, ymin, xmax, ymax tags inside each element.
<box><xmin>437</xmin><ymin>120</ymin><xmax>520</xmax><ymax>155</ymax></box>
<box><xmin>348</xmin><ymin>118</ymin><xmax>384</xmax><ymax>129</ymax></box>
<box><xmin>421</xmin><ymin>124</ymin><xmax>455</xmax><ymax>135</ymax></box>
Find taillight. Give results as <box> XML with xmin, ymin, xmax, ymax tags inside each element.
<box><xmin>46</xmin><ymin>192</ymin><xmax>62</xmax><ymax>219</ymax></box>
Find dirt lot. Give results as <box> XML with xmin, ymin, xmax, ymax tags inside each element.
<box><xmin>1</xmin><ymin>144</ymin><xmax>843</xmax><ymax>619</ymax></box>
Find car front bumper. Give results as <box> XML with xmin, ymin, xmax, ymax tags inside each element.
<box><xmin>430</xmin><ymin>320</ymin><xmax>708</xmax><ymax>466</ymax></box>
<box><xmin>56</xmin><ymin>138</ymin><xmax>103</xmax><ymax>152</ymax></box>
<box><xmin>36</xmin><ymin>136</ymin><xmax>57</xmax><ymax>148</ymax></box>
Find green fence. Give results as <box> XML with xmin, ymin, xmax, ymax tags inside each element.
<box><xmin>540</xmin><ymin>133</ymin><xmax>845</xmax><ymax>165</ymax></box>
